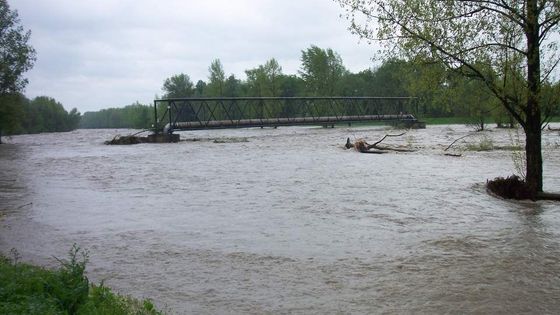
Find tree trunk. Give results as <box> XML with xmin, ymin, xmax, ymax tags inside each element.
<box><xmin>524</xmin><ymin>119</ymin><xmax>543</xmax><ymax>193</ymax></box>
<box><xmin>524</xmin><ymin>0</ymin><xmax>543</xmax><ymax>193</ymax></box>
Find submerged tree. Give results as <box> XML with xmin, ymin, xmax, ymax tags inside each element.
<box><xmin>337</xmin><ymin>0</ymin><xmax>560</xmax><ymax>194</ymax></box>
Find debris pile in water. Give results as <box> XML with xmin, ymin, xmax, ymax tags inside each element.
<box><xmin>353</xmin><ymin>139</ymin><xmax>370</xmax><ymax>152</ymax></box>
<box><xmin>486</xmin><ymin>175</ymin><xmax>535</xmax><ymax>200</ymax></box>
<box><xmin>104</xmin><ymin>135</ymin><xmax>146</xmax><ymax>145</ymax></box>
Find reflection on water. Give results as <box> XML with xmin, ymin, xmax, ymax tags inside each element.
<box><xmin>1</xmin><ymin>125</ymin><xmax>560</xmax><ymax>314</ymax></box>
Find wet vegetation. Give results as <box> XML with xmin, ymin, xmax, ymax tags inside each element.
<box><xmin>0</xmin><ymin>245</ymin><xmax>163</xmax><ymax>314</ymax></box>
<box><xmin>487</xmin><ymin>175</ymin><xmax>536</xmax><ymax>201</ymax></box>
<box><xmin>465</xmin><ymin>136</ymin><xmax>494</xmax><ymax>151</ymax></box>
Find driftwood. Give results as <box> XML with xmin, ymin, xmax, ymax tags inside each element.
<box><xmin>444</xmin><ymin>153</ymin><xmax>462</xmax><ymax>157</ymax></box>
<box><xmin>345</xmin><ymin>132</ymin><xmax>415</xmax><ymax>154</ymax></box>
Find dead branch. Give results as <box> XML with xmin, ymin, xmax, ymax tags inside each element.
<box><xmin>360</xmin><ymin>150</ymin><xmax>388</xmax><ymax>154</ymax></box>
<box><xmin>16</xmin><ymin>203</ymin><xmax>32</xmax><ymax>210</ymax></box>
<box><xmin>373</xmin><ymin>145</ymin><xmax>416</xmax><ymax>152</ymax></box>
<box><xmin>444</xmin><ymin>153</ymin><xmax>462</xmax><ymax>157</ymax></box>
<box><xmin>370</xmin><ymin>132</ymin><xmax>407</xmax><ymax>147</ymax></box>
<box><xmin>444</xmin><ymin>134</ymin><xmax>472</xmax><ymax>151</ymax></box>
<box><xmin>345</xmin><ymin>138</ymin><xmax>353</xmax><ymax>149</ymax></box>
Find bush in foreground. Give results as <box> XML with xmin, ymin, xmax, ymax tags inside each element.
<box><xmin>0</xmin><ymin>245</ymin><xmax>162</xmax><ymax>315</ymax></box>
<box><xmin>487</xmin><ymin>175</ymin><xmax>536</xmax><ymax>201</ymax></box>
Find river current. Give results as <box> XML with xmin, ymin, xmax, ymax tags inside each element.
<box><xmin>1</xmin><ymin>124</ymin><xmax>560</xmax><ymax>314</ymax></box>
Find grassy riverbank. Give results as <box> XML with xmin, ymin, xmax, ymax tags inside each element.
<box><xmin>0</xmin><ymin>246</ymin><xmax>163</xmax><ymax>314</ymax></box>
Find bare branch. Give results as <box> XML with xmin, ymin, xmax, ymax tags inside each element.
<box><xmin>444</xmin><ymin>134</ymin><xmax>473</xmax><ymax>151</ymax></box>
<box><xmin>371</xmin><ymin>132</ymin><xmax>407</xmax><ymax>147</ymax></box>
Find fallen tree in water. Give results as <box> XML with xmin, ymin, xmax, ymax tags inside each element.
<box><xmin>345</xmin><ymin>132</ymin><xmax>416</xmax><ymax>154</ymax></box>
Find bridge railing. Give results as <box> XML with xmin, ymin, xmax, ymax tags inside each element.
<box><xmin>153</xmin><ymin>97</ymin><xmax>418</xmax><ymax>132</ymax></box>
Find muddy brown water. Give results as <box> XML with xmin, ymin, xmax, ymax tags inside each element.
<box><xmin>1</xmin><ymin>125</ymin><xmax>560</xmax><ymax>314</ymax></box>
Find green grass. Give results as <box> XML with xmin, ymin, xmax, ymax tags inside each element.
<box><xmin>0</xmin><ymin>245</ymin><xmax>163</xmax><ymax>315</ymax></box>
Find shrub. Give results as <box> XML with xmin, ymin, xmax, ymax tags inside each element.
<box><xmin>0</xmin><ymin>246</ymin><xmax>164</xmax><ymax>315</ymax></box>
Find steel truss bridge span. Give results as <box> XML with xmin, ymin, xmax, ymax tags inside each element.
<box><xmin>153</xmin><ymin>97</ymin><xmax>418</xmax><ymax>133</ymax></box>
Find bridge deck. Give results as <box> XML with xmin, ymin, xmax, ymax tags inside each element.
<box><xmin>170</xmin><ymin>114</ymin><xmax>416</xmax><ymax>130</ymax></box>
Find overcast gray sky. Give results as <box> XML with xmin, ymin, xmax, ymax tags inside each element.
<box><xmin>11</xmin><ymin>0</ymin><xmax>379</xmax><ymax>112</ymax></box>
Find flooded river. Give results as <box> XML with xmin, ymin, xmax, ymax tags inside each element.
<box><xmin>1</xmin><ymin>124</ymin><xmax>560</xmax><ymax>314</ymax></box>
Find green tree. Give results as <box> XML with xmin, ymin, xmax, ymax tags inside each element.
<box><xmin>0</xmin><ymin>0</ymin><xmax>36</xmax><ymax>94</ymax></box>
<box><xmin>80</xmin><ymin>103</ymin><xmax>150</xmax><ymax>129</ymax></box>
<box><xmin>370</xmin><ymin>60</ymin><xmax>410</xmax><ymax>97</ymax></box>
<box><xmin>207</xmin><ymin>59</ymin><xmax>225</xmax><ymax>96</ymax></box>
<box><xmin>299</xmin><ymin>46</ymin><xmax>347</xmax><ymax>96</ymax></box>
<box><xmin>162</xmin><ymin>73</ymin><xmax>194</xmax><ymax>98</ymax></box>
<box><xmin>443</xmin><ymin>71</ymin><xmax>498</xmax><ymax>131</ymax></box>
<box><xmin>0</xmin><ymin>93</ymin><xmax>25</xmax><ymax>138</ymax></box>
<box><xmin>67</xmin><ymin>108</ymin><xmax>81</xmax><ymax>130</ymax></box>
<box><xmin>194</xmin><ymin>80</ymin><xmax>207</xmax><ymax>96</ymax></box>
<box><xmin>245</xmin><ymin>66</ymin><xmax>268</xmax><ymax>97</ymax></box>
<box><xmin>338</xmin><ymin>0</ymin><xmax>560</xmax><ymax>194</ymax></box>
<box><xmin>26</xmin><ymin>96</ymin><xmax>76</xmax><ymax>132</ymax></box>
<box><xmin>245</xmin><ymin>59</ymin><xmax>284</xmax><ymax>97</ymax></box>
<box><xmin>401</xmin><ymin>61</ymin><xmax>451</xmax><ymax>117</ymax></box>
<box><xmin>337</xmin><ymin>71</ymin><xmax>371</xmax><ymax>96</ymax></box>
<box><xmin>263</xmin><ymin>58</ymin><xmax>282</xmax><ymax>97</ymax></box>
<box><xmin>278</xmin><ymin>75</ymin><xmax>306</xmax><ymax>117</ymax></box>
<box><xmin>0</xmin><ymin>0</ymin><xmax>36</xmax><ymax>142</ymax></box>
<box><xmin>224</xmin><ymin>74</ymin><xmax>241</xmax><ymax>97</ymax></box>
<box><xmin>279</xmin><ymin>75</ymin><xmax>305</xmax><ymax>97</ymax></box>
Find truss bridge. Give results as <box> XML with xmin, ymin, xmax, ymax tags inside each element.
<box><xmin>153</xmin><ymin>97</ymin><xmax>420</xmax><ymax>133</ymax></box>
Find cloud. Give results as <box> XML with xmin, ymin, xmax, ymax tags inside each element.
<box><xmin>11</xmin><ymin>0</ymin><xmax>379</xmax><ymax>112</ymax></box>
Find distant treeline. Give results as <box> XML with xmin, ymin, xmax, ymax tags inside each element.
<box><xmin>70</xmin><ymin>45</ymin><xmax>560</xmax><ymax>130</ymax></box>
<box><xmin>79</xmin><ymin>103</ymin><xmax>151</xmax><ymax>129</ymax></box>
<box><xmin>0</xmin><ymin>94</ymin><xmax>80</xmax><ymax>136</ymax></box>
